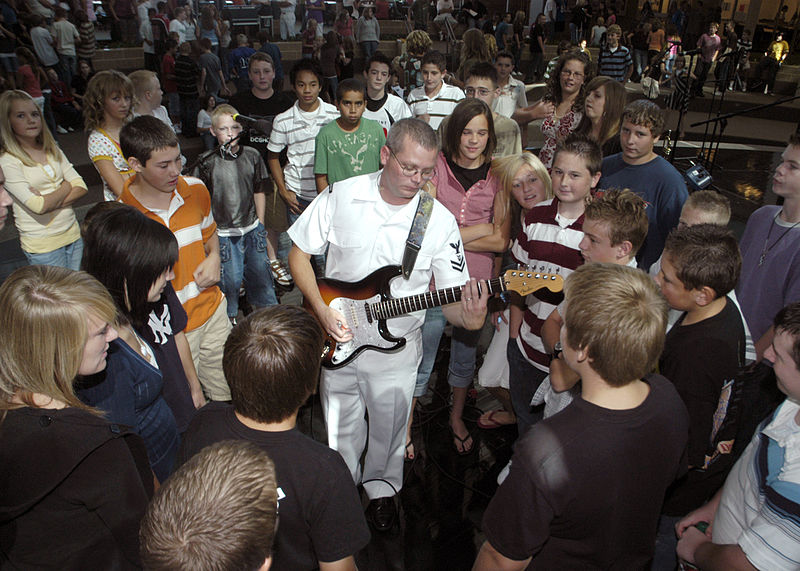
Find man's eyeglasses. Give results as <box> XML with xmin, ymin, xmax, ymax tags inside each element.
<box><xmin>465</xmin><ymin>87</ymin><xmax>493</xmax><ymax>97</ymax></box>
<box><xmin>560</xmin><ymin>70</ymin><xmax>585</xmax><ymax>79</ymax></box>
<box><xmin>388</xmin><ymin>147</ymin><xmax>435</xmax><ymax>179</ymax></box>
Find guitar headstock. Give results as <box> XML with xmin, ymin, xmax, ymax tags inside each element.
<box><xmin>502</xmin><ymin>269</ymin><xmax>564</xmax><ymax>296</ymax></box>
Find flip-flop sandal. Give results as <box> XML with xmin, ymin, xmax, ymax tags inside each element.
<box><xmin>450</xmin><ymin>427</ymin><xmax>474</xmax><ymax>456</ymax></box>
<box><xmin>477</xmin><ymin>410</ymin><xmax>504</xmax><ymax>429</ymax></box>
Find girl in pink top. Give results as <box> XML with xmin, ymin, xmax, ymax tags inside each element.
<box><xmin>423</xmin><ymin>98</ymin><xmax>508</xmax><ymax>455</ymax></box>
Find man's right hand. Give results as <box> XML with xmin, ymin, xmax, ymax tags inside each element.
<box><xmin>318</xmin><ymin>305</ymin><xmax>353</xmax><ymax>343</ymax></box>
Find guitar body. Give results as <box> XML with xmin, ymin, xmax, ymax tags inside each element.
<box><xmin>307</xmin><ymin>264</ymin><xmax>564</xmax><ymax>369</ymax></box>
<box><xmin>310</xmin><ymin>265</ymin><xmax>407</xmax><ymax>369</ymax></box>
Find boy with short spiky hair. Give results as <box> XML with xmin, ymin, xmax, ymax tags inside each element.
<box><xmin>654</xmin><ymin>223</ymin><xmax>746</xmax><ymax>568</ymax></box>
<box><xmin>538</xmin><ymin>188</ymin><xmax>648</xmax><ymax>413</ymax></box>
<box><xmin>193</xmin><ymin>104</ymin><xmax>277</xmax><ymax>323</ymax></box>
<box><xmin>178</xmin><ymin>306</ymin><xmax>369</xmax><ymax>570</ymax></box>
<box><xmin>476</xmin><ymin>263</ymin><xmax>689</xmax><ymax>569</ymax></box>
<box><xmin>406</xmin><ymin>49</ymin><xmax>465</xmax><ymax>129</ymax></box>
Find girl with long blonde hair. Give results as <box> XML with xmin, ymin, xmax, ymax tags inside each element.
<box><xmin>0</xmin><ymin>89</ymin><xmax>87</xmax><ymax>270</ymax></box>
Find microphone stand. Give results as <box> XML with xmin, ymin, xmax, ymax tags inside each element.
<box><xmin>687</xmin><ymin>92</ymin><xmax>800</xmax><ymax>177</ymax></box>
<box><xmin>668</xmin><ymin>49</ymin><xmax>700</xmax><ymax>164</ymax></box>
<box><xmin>182</xmin><ymin>133</ymin><xmax>243</xmax><ymax>175</ymax></box>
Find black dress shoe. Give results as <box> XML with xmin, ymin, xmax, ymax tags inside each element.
<box><xmin>366</xmin><ymin>496</ymin><xmax>397</xmax><ymax>531</ymax></box>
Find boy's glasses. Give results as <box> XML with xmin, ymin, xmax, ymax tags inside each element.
<box><xmin>465</xmin><ymin>87</ymin><xmax>493</xmax><ymax>97</ymax></box>
<box><xmin>561</xmin><ymin>70</ymin><xmax>585</xmax><ymax>79</ymax></box>
<box><xmin>388</xmin><ymin>148</ymin><xmax>435</xmax><ymax>180</ymax></box>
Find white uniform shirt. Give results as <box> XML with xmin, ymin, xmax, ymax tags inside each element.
<box><xmin>288</xmin><ymin>170</ymin><xmax>470</xmax><ymax>337</ymax></box>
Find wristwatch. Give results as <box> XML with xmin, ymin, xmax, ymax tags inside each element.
<box><xmin>551</xmin><ymin>341</ymin><xmax>562</xmax><ymax>361</ymax></box>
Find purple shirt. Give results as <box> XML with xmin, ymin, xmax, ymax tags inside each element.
<box><xmin>736</xmin><ymin>205</ymin><xmax>800</xmax><ymax>342</ymax></box>
<box><xmin>697</xmin><ymin>32</ymin><xmax>721</xmax><ymax>63</ymax></box>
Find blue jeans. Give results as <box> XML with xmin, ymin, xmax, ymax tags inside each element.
<box><xmin>24</xmin><ymin>238</ymin><xmax>83</xmax><ymax>271</ymax></box>
<box><xmin>219</xmin><ymin>223</ymin><xmax>277</xmax><ymax>318</ymax></box>
<box><xmin>448</xmin><ymin>325</ymin><xmax>481</xmax><ymax>388</ymax></box>
<box><xmin>361</xmin><ymin>40</ymin><xmax>378</xmax><ymax>59</ymax></box>
<box><xmin>652</xmin><ymin>514</ymin><xmax>681</xmax><ymax>571</ymax></box>
<box><xmin>414</xmin><ymin>306</ymin><xmax>447</xmax><ymax>397</ymax></box>
<box><xmin>507</xmin><ymin>338</ymin><xmax>548</xmax><ymax>437</ymax></box>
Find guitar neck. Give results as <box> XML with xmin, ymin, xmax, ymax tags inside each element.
<box><xmin>374</xmin><ymin>277</ymin><xmax>505</xmax><ymax>319</ymax></box>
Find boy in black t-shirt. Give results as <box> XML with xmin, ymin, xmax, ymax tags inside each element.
<box><xmin>475</xmin><ymin>263</ymin><xmax>689</xmax><ymax>570</ymax></box>
<box><xmin>653</xmin><ymin>223</ymin><xmax>745</xmax><ymax>569</ymax></box>
<box><xmin>229</xmin><ymin>51</ymin><xmax>294</xmax><ymax>288</ymax></box>
<box><xmin>178</xmin><ymin>305</ymin><xmax>370</xmax><ymax>570</ymax></box>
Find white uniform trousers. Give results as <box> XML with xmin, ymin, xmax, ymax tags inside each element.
<box><xmin>321</xmin><ymin>328</ymin><xmax>422</xmax><ymax>500</ymax></box>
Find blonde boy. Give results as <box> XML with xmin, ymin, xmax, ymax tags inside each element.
<box><xmin>129</xmin><ymin>70</ymin><xmax>172</xmax><ymax>129</ymax></box>
<box><xmin>193</xmin><ymin>105</ymin><xmax>276</xmax><ymax>322</ymax></box>
<box><xmin>476</xmin><ymin>263</ymin><xmax>689</xmax><ymax>569</ymax></box>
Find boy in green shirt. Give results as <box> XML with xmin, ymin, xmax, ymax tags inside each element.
<box><xmin>314</xmin><ymin>78</ymin><xmax>386</xmax><ymax>191</ymax></box>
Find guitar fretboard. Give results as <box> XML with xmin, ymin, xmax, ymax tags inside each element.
<box><xmin>370</xmin><ymin>277</ymin><xmax>506</xmax><ymax>320</ymax></box>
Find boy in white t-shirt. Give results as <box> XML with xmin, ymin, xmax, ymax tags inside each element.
<box><xmin>129</xmin><ymin>70</ymin><xmax>172</xmax><ymax>129</ymax></box>
<box><xmin>362</xmin><ymin>51</ymin><xmax>412</xmax><ymax>134</ymax></box>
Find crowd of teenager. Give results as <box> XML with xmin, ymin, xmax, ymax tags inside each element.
<box><xmin>1</xmin><ymin>0</ymin><xmax>800</xmax><ymax>569</ymax></box>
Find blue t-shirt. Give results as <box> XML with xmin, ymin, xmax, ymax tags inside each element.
<box><xmin>598</xmin><ymin>153</ymin><xmax>688</xmax><ymax>270</ymax></box>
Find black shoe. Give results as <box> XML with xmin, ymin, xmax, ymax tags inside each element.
<box><xmin>366</xmin><ymin>496</ymin><xmax>397</xmax><ymax>531</ymax></box>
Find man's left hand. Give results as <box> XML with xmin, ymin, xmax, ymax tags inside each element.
<box><xmin>461</xmin><ymin>278</ymin><xmax>489</xmax><ymax>330</ymax></box>
<box><xmin>677</xmin><ymin>525</ymin><xmax>711</xmax><ymax>566</ymax></box>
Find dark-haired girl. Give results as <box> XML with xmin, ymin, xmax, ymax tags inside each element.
<box><xmin>78</xmin><ymin>203</ymin><xmax>206</xmax><ymax>481</ymax></box>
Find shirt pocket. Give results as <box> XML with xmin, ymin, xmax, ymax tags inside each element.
<box><xmin>328</xmin><ymin>226</ymin><xmax>362</xmax><ymax>249</ymax></box>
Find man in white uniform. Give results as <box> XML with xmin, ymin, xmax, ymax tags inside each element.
<box><xmin>288</xmin><ymin>118</ymin><xmax>488</xmax><ymax>531</ymax></box>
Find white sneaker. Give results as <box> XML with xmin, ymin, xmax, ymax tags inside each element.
<box><xmin>56</xmin><ymin>125</ymin><xmax>68</xmax><ymax>134</ymax></box>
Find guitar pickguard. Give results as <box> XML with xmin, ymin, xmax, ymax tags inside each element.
<box><xmin>327</xmin><ymin>294</ymin><xmax>405</xmax><ymax>366</ymax></box>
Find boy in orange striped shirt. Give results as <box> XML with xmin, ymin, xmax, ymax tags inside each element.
<box><xmin>120</xmin><ymin>115</ymin><xmax>232</xmax><ymax>402</ymax></box>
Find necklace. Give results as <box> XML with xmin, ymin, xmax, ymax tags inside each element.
<box><xmin>759</xmin><ymin>210</ymin><xmax>800</xmax><ymax>266</ymax></box>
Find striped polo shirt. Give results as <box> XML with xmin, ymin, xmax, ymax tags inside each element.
<box><xmin>407</xmin><ymin>82</ymin><xmax>465</xmax><ymax>129</ymax></box>
<box><xmin>120</xmin><ymin>175</ymin><xmax>223</xmax><ymax>332</ymax></box>
<box><xmin>713</xmin><ymin>399</ymin><xmax>800</xmax><ymax>570</ymax></box>
<box><xmin>597</xmin><ymin>45</ymin><xmax>633</xmax><ymax>83</ymax></box>
<box><xmin>510</xmin><ymin>198</ymin><xmax>584</xmax><ymax>371</ymax></box>
<box><xmin>267</xmin><ymin>98</ymin><xmax>339</xmax><ymax>202</ymax></box>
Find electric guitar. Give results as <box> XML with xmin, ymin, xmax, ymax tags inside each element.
<box><xmin>308</xmin><ymin>265</ymin><xmax>564</xmax><ymax>369</ymax></box>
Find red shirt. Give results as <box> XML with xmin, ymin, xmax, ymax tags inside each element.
<box><xmin>161</xmin><ymin>53</ymin><xmax>177</xmax><ymax>93</ymax></box>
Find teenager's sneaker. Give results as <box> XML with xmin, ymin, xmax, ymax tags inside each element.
<box><xmin>56</xmin><ymin>125</ymin><xmax>68</xmax><ymax>134</ymax></box>
<box><xmin>270</xmin><ymin>259</ymin><xmax>293</xmax><ymax>287</ymax></box>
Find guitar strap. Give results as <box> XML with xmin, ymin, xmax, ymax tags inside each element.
<box><xmin>402</xmin><ymin>190</ymin><xmax>434</xmax><ymax>280</ymax></box>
